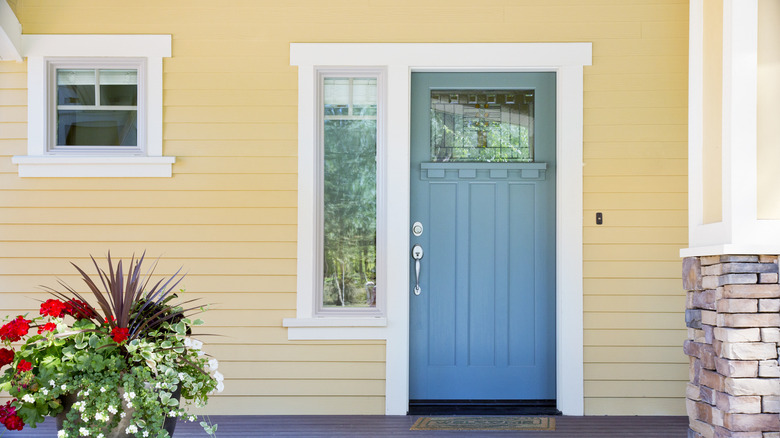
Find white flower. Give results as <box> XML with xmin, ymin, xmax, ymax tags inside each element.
<box><xmin>125</xmin><ymin>425</ymin><xmax>138</xmax><ymax>434</ymax></box>
<box><xmin>97</xmin><ymin>434</ymin><xmax>104</xmax><ymax>438</ymax></box>
<box><xmin>143</xmin><ymin>432</ymin><xmax>149</xmax><ymax>437</ymax></box>
<box><xmin>79</xmin><ymin>427</ymin><xmax>89</xmax><ymax>436</ymax></box>
<box><xmin>189</xmin><ymin>339</ymin><xmax>203</xmax><ymax>350</ymax></box>
<box><xmin>57</xmin><ymin>430</ymin><xmax>67</xmax><ymax>438</ymax></box>
<box><xmin>61</xmin><ymin>384</ymin><xmax>67</xmax><ymax>391</ymax></box>
<box><xmin>126</xmin><ymin>402</ymin><xmax>133</xmax><ymax>408</ymax></box>
<box><xmin>120</xmin><ymin>412</ymin><xmax>126</xmax><ymax>419</ymax></box>
<box><xmin>21</xmin><ymin>394</ymin><xmax>35</xmax><ymax>403</ymax></box>
<box><xmin>178</xmin><ymin>372</ymin><xmax>186</xmax><ymax>380</ymax></box>
<box><xmin>107</xmin><ymin>405</ymin><xmax>118</xmax><ymax>415</ymax></box>
<box><xmin>123</xmin><ymin>391</ymin><xmax>136</xmax><ymax>400</ymax></box>
<box><xmin>168</xmin><ymin>410</ymin><xmax>178</xmax><ymax>417</ymax></box>
<box><xmin>80</xmin><ymin>413</ymin><xmax>89</xmax><ymax>422</ymax></box>
<box><xmin>155</xmin><ymin>382</ymin><xmax>162</xmax><ymax>389</ymax></box>
<box><xmin>49</xmin><ymin>380</ymin><xmax>56</xmax><ymax>387</ymax></box>
<box><xmin>100</xmin><ymin>387</ymin><xmax>106</xmax><ymax>393</ymax></box>
<box><xmin>216</xmin><ymin>381</ymin><xmax>225</xmax><ymax>393</ymax></box>
<box><xmin>41</xmin><ymin>388</ymin><xmax>48</xmax><ymax>396</ymax></box>
<box><xmin>81</xmin><ymin>389</ymin><xmax>90</xmax><ymax>397</ymax></box>
<box><xmin>213</xmin><ymin>371</ymin><xmax>224</xmax><ymax>382</ymax></box>
<box><xmin>207</xmin><ymin>358</ymin><xmax>219</xmax><ymax>371</ymax></box>
<box><xmin>188</xmin><ymin>415</ymin><xmax>197</xmax><ymax>422</ymax></box>
<box><xmin>95</xmin><ymin>412</ymin><xmax>109</xmax><ymax>422</ymax></box>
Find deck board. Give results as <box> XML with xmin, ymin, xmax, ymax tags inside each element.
<box><xmin>4</xmin><ymin>415</ymin><xmax>688</xmax><ymax>437</ymax></box>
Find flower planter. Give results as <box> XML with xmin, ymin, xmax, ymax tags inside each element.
<box><xmin>56</xmin><ymin>388</ymin><xmax>179</xmax><ymax>437</ymax></box>
<box><xmin>0</xmin><ymin>253</ymin><xmax>222</xmax><ymax>435</ymax></box>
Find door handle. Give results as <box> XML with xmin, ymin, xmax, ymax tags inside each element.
<box><xmin>412</xmin><ymin>244</ymin><xmax>424</xmax><ymax>295</ymax></box>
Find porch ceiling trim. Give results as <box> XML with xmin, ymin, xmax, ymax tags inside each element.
<box><xmin>0</xmin><ymin>0</ymin><xmax>22</xmax><ymax>62</ymax></box>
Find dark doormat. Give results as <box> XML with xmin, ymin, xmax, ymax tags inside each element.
<box><xmin>411</xmin><ymin>416</ymin><xmax>556</xmax><ymax>431</ymax></box>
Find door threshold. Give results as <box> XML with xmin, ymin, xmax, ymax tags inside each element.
<box><xmin>408</xmin><ymin>399</ymin><xmax>561</xmax><ymax>416</ymax></box>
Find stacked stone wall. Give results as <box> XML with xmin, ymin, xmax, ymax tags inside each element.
<box><xmin>684</xmin><ymin>255</ymin><xmax>780</xmax><ymax>437</ymax></box>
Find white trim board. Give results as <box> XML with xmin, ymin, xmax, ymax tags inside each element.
<box><xmin>289</xmin><ymin>42</ymin><xmax>591</xmax><ymax>416</ymax></box>
<box><xmin>12</xmin><ymin>34</ymin><xmax>173</xmax><ymax>177</ymax></box>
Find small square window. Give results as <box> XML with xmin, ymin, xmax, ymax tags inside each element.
<box><xmin>48</xmin><ymin>60</ymin><xmax>145</xmax><ymax>155</ymax></box>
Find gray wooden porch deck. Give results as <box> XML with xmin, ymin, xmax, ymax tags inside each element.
<box><xmin>5</xmin><ymin>415</ymin><xmax>688</xmax><ymax>437</ymax></box>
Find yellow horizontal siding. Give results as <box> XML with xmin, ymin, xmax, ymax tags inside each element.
<box><xmin>190</xmin><ymin>396</ymin><xmax>385</xmax><ymax>415</ymax></box>
<box><xmin>0</xmin><ymin>242</ymin><xmax>296</xmax><ymax>258</ymax></box>
<box><xmin>0</xmin><ymin>208</ymin><xmax>298</xmax><ymax>225</ymax></box>
<box><xmin>585</xmin><ymin>397</ymin><xmax>686</xmax><ymax>416</ymax></box>
<box><xmin>584</xmin><ymin>244</ymin><xmax>683</xmax><ymax>261</ymax></box>
<box><xmin>1</xmin><ymin>0</ymin><xmax>688</xmax><ymax>415</ymax></box>
<box><xmin>585</xmin><ymin>363</ymin><xmax>688</xmax><ymax>381</ymax></box>
<box><xmin>0</xmin><ymin>275</ymin><xmax>296</xmax><ymax>293</ymax></box>
<box><xmin>584</xmin><ymin>329</ymin><xmax>687</xmax><ymax>347</ymax></box>
<box><xmin>584</xmin><ymin>381</ymin><xmax>686</xmax><ymax>398</ymax></box>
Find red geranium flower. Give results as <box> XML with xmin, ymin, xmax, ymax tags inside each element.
<box><xmin>39</xmin><ymin>299</ymin><xmax>66</xmax><ymax>318</ymax></box>
<box><xmin>0</xmin><ymin>400</ymin><xmax>24</xmax><ymax>430</ymax></box>
<box><xmin>16</xmin><ymin>359</ymin><xmax>32</xmax><ymax>372</ymax></box>
<box><xmin>63</xmin><ymin>299</ymin><xmax>96</xmax><ymax>320</ymax></box>
<box><xmin>0</xmin><ymin>316</ymin><xmax>31</xmax><ymax>342</ymax></box>
<box><xmin>37</xmin><ymin>322</ymin><xmax>57</xmax><ymax>334</ymax></box>
<box><xmin>111</xmin><ymin>327</ymin><xmax>130</xmax><ymax>344</ymax></box>
<box><xmin>2</xmin><ymin>413</ymin><xmax>24</xmax><ymax>431</ymax></box>
<box><xmin>0</xmin><ymin>348</ymin><xmax>13</xmax><ymax>368</ymax></box>
<box><xmin>0</xmin><ymin>348</ymin><xmax>13</xmax><ymax>367</ymax></box>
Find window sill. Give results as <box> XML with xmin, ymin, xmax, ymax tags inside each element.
<box><xmin>283</xmin><ymin>317</ymin><xmax>387</xmax><ymax>340</ymax></box>
<box><xmin>11</xmin><ymin>155</ymin><xmax>175</xmax><ymax>177</ymax></box>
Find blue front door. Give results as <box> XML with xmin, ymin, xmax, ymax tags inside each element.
<box><xmin>409</xmin><ymin>72</ymin><xmax>556</xmax><ymax>401</ymax></box>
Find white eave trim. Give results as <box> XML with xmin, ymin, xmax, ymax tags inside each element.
<box><xmin>11</xmin><ymin>156</ymin><xmax>176</xmax><ymax>178</ymax></box>
<box><xmin>291</xmin><ymin>43</ymin><xmax>593</xmax><ymax>68</ymax></box>
<box><xmin>22</xmin><ymin>34</ymin><xmax>171</xmax><ymax>58</ymax></box>
<box><xmin>0</xmin><ymin>0</ymin><xmax>22</xmax><ymax>62</ymax></box>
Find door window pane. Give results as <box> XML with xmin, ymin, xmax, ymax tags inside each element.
<box><xmin>322</xmin><ymin>77</ymin><xmax>377</xmax><ymax>308</ymax></box>
<box><xmin>430</xmin><ymin>89</ymin><xmax>534</xmax><ymax>162</ymax></box>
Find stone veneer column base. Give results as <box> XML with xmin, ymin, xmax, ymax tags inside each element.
<box><xmin>684</xmin><ymin>255</ymin><xmax>780</xmax><ymax>438</ymax></box>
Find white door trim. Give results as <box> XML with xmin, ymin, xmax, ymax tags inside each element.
<box><xmin>290</xmin><ymin>43</ymin><xmax>591</xmax><ymax>416</ymax></box>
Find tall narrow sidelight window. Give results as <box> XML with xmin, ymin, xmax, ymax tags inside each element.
<box><xmin>319</xmin><ymin>74</ymin><xmax>382</xmax><ymax>313</ymax></box>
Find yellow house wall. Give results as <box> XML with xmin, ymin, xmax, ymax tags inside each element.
<box><xmin>757</xmin><ymin>0</ymin><xmax>780</xmax><ymax>220</ymax></box>
<box><xmin>0</xmin><ymin>0</ymin><xmax>689</xmax><ymax>415</ymax></box>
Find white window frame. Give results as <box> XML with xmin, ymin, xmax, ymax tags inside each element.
<box><xmin>315</xmin><ymin>69</ymin><xmax>386</xmax><ymax>318</ymax></box>
<box><xmin>46</xmin><ymin>58</ymin><xmax>146</xmax><ymax>156</ymax></box>
<box><xmin>12</xmin><ymin>34</ymin><xmax>174</xmax><ymax>177</ymax></box>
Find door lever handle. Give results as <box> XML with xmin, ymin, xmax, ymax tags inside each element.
<box><xmin>412</xmin><ymin>244</ymin><xmax>424</xmax><ymax>295</ymax></box>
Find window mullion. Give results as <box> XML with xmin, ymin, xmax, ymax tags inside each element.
<box><xmin>94</xmin><ymin>69</ymin><xmax>101</xmax><ymax>109</ymax></box>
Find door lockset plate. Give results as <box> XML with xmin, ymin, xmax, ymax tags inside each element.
<box><xmin>412</xmin><ymin>221</ymin><xmax>423</xmax><ymax>237</ymax></box>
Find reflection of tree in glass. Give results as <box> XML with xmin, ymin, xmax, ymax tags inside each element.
<box><xmin>431</xmin><ymin>108</ymin><xmax>531</xmax><ymax>162</ymax></box>
<box><xmin>323</xmin><ymin>118</ymin><xmax>377</xmax><ymax>307</ymax></box>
